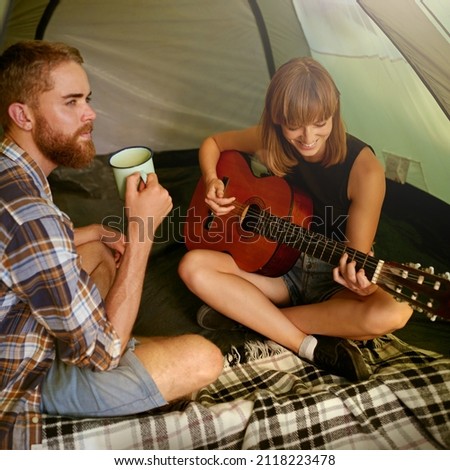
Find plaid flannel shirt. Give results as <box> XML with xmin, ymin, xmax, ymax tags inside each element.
<box><xmin>0</xmin><ymin>138</ymin><xmax>121</xmax><ymax>449</ymax></box>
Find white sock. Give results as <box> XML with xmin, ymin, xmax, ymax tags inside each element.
<box><xmin>298</xmin><ymin>335</ymin><xmax>318</xmax><ymax>361</ymax></box>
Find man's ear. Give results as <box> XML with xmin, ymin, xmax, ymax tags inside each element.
<box><xmin>8</xmin><ymin>103</ymin><xmax>33</xmax><ymax>131</ymax></box>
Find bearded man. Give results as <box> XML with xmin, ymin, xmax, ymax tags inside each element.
<box><xmin>0</xmin><ymin>40</ymin><xmax>223</xmax><ymax>450</ymax></box>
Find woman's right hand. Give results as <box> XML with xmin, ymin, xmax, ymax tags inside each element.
<box><xmin>199</xmin><ymin>128</ymin><xmax>261</xmax><ymax>216</ymax></box>
<box><xmin>204</xmin><ymin>177</ymin><xmax>235</xmax><ymax>215</ymax></box>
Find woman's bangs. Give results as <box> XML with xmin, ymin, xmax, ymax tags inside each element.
<box><xmin>281</xmin><ymin>86</ymin><xmax>335</xmax><ymax>128</ymax></box>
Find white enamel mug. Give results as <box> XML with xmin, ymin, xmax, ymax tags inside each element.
<box><xmin>109</xmin><ymin>146</ymin><xmax>154</xmax><ymax>199</ymax></box>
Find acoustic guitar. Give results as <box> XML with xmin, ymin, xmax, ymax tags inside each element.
<box><xmin>184</xmin><ymin>150</ymin><xmax>450</xmax><ymax>321</ymax></box>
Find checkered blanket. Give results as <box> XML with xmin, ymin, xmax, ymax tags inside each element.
<box><xmin>37</xmin><ymin>335</ymin><xmax>450</xmax><ymax>450</ymax></box>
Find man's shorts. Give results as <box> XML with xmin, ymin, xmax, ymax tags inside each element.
<box><xmin>282</xmin><ymin>253</ymin><xmax>344</xmax><ymax>306</ymax></box>
<box><xmin>40</xmin><ymin>339</ymin><xmax>167</xmax><ymax>416</ymax></box>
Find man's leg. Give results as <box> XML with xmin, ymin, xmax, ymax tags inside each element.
<box><xmin>41</xmin><ymin>335</ymin><xmax>223</xmax><ymax>416</ymax></box>
<box><xmin>67</xmin><ymin>244</ymin><xmax>224</xmax><ymax>408</ymax></box>
<box><xmin>77</xmin><ymin>240</ymin><xmax>116</xmax><ymax>299</ymax></box>
<box><xmin>134</xmin><ymin>335</ymin><xmax>224</xmax><ymax>403</ymax></box>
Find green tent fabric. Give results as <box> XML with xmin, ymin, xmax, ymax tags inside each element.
<box><xmin>2</xmin><ymin>4</ymin><xmax>450</xmax><ymax>451</ymax></box>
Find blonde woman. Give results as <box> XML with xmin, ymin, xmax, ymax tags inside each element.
<box><xmin>179</xmin><ymin>57</ymin><xmax>413</xmax><ymax>381</ymax></box>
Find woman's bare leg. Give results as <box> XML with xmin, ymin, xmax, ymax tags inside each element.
<box><xmin>179</xmin><ymin>249</ymin><xmax>307</xmax><ymax>353</ymax></box>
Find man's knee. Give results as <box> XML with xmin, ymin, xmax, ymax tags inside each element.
<box><xmin>134</xmin><ymin>334</ymin><xmax>224</xmax><ymax>401</ymax></box>
<box><xmin>185</xmin><ymin>334</ymin><xmax>224</xmax><ymax>384</ymax></box>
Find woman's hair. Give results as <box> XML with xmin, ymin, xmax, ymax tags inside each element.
<box><xmin>0</xmin><ymin>40</ymin><xmax>83</xmax><ymax>130</ymax></box>
<box><xmin>260</xmin><ymin>57</ymin><xmax>346</xmax><ymax>175</ymax></box>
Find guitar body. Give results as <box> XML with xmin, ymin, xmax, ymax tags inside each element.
<box><xmin>184</xmin><ymin>150</ymin><xmax>313</xmax><ymax>276</ymax></box>
<box><xmin>184</xmin><ymin>150</ymin><xmax>450</xmax><ymax>319</ymax></box>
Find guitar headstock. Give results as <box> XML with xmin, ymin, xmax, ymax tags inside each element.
<box><xmin>379</xmin><ymin>261</ymin><xmax>450</xmax><ymax>321</ymax></box>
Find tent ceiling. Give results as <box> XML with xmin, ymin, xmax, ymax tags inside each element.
<box><xmin>1</xmin><ymin>0</ymin><xmax>450</xmax><ymax>205</ymax></box>
<box><xmin>359</xmin><ymin>0</ymin><xmax>450</xmax><ymax>120</ymax></box>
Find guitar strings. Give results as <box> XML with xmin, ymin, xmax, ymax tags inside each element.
<box><xmin>208</xmin><ymin>199</ymin><xmax>445</xmax><ymax>316</ymax></box>
<box><xmin>228</xmin><ymin>201</ymin><xmax>440</xmax><ymax>289</ymax></box>
<box><xmin>230</xmin><ymin>200</ymin><xmax>380</xmax><ymax>268</ymax></box>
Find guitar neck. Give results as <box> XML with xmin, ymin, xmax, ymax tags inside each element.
<box><xmin>248</xmin><ymin>207</ymin><xmax>384</xmax><ymax>282</ymax></box>
<box><xmin>244</xmin><ymin>206</ymin><xmax>450</xmax><ymax>320</ymax></box>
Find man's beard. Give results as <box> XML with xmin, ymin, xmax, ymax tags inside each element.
<box><xmin>33</xmin><ymin>113</ymin><xmax>96</xmax><ymax>169</ymax></box>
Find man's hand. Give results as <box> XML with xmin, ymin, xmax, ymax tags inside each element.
<box><xmin>124</xmin><ymin>172</ymin><xmax>173</xmax><ymax>243</ymax></box>
<box><xmin>74</xmin><ymin>224</ymin><xmax>125</xmax><ymax>267</ymax></box>
<box><xmin>100</xmin><ymin>228</ymin><xmax>126</xmax><ymax>268</ymax></box>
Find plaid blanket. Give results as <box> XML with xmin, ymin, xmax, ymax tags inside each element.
<box><xmin>37</xmin><ymin>335</ymin><xmax>450</xmax><ymax>450</ymax></box>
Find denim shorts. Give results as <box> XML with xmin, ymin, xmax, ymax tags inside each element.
<box><xmin>282</xmin><ymin>253</ymin><xmax>344</xmax><ymax>306</ymax></box>
<box><xmin>40</xmin><ymin>339</ymin><xmax>167</xmax><ymax>417</ymax></box>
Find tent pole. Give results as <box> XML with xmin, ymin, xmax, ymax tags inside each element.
<box><xmin>248</xmin><ymin>0</ymin><xmax>276</xmax><ymax>78</ymax></box>
<box><xmin>35</xmin><ymin>0</ymin><xmax>60</xmax><ymax>40</ymax></box>
<box><xmin>0</xmin><ymin>0</ymin><xmax>14</xmax><ymax>51</ymax></box>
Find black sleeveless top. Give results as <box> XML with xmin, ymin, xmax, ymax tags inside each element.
<box><xmin>284</xmin><ymin>134</ymin><xmax>371</xmax><ymax>242</ymax></box>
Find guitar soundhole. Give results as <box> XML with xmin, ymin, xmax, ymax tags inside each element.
<box><xmin>241</xmin><ymin>203</ymin><xmax>261</xmax><ymax>235</ymax></box>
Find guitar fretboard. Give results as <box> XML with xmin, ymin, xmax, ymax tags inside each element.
<box><xmin>246</xmin><ymin>205</ymin><xmax>384</xmax><ymax>283</ymax></box>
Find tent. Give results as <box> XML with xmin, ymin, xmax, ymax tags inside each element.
<box><xmin>2</xmin><ymin>0</ymin><xmax>449</xmax><ymax>355</ymax></box>
<box><xmin>2</xmin><ymin>0</ymin><xmax>450</xmax><ymax>204</ymax></box>
<box><xmin>2</xmin><ymin>1</ymin><xmax>450</xmax><ymax>451</ymax></box>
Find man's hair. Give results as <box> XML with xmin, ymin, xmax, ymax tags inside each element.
<box><xmin>0</xmin><ymin>40</ymin><xmax>83</xmax><ymax>130</ymax></box>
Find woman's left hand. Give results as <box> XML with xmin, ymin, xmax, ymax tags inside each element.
<box><xmin>333</xmin><ymin>252</ymin><xmax>378</xmax><ymax>296</ymax></box>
